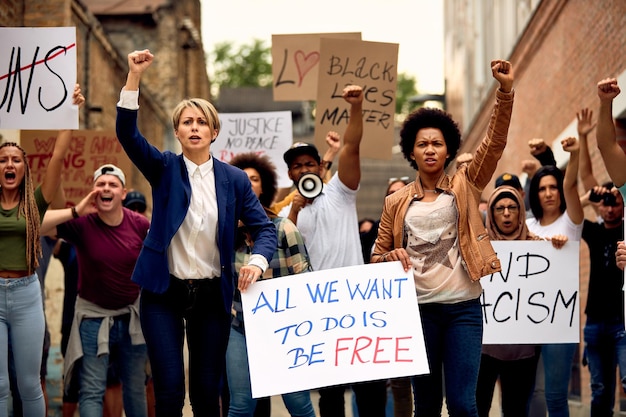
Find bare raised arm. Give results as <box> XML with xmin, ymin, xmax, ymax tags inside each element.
<box><xmin>320</xmin><ymin>131</ymin><xmax>341</xmax><ymax>180</ymax></box>
<box><xmin>576</xmin><ymin>107</ymin><xmax>598</xmax><ymax>192</ymax></box>
<box><xmin>596</xmin><ymin>78</ymin><xmax>625</xmax><ymax>186</ymax></box>
<box><xmin>337</xmin><ymin>85</ymin><xmax>363</xmax><ymax>191</ymax></box>
<box><xmin>41</xmin><ymin>189</ymin><xmax>99</xmax><ymax>236</ymax></box>
<box><xmin>41</xmin><ymin>84</ymin><xmax>84</xmax><ymax>203</ymax></box>
<box><xmin>561</xmin><ymin>136</ymin><xmax>584</xmax><ymax>225</ymax></box>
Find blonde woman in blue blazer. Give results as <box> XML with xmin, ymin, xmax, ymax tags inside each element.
<box><xmin>116</xmin><ymin>49</ymin><xmax>276</xmax><ymax>417</ymax></box>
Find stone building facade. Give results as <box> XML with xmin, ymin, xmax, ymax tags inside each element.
<box><xmin>1</xmin><ymin>0</ymin><xmax>212</xmax><ymax>200</ymax></box>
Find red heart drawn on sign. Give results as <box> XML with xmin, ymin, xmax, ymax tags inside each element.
<box><xmin>294</xmin><ymin>50</ymin><xmax>320</xmax><ymax>87</ymax></box>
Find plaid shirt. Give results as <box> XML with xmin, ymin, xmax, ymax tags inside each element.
<box><xmin>231</xmin><ymin>216</ymin><xmax>312</xmax><ymax>330</ymax></box>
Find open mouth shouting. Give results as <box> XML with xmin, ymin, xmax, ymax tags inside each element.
<box><xmin>2</xmin><ymin>170</ymin><xmax>18</xmax><ymax>188</ymax></box>
<box><xmin>99</xmin><ymin>194</ymin><xmax>115</xmax><ymax>207</ymax></box>
<box><xmin>4</xmin><ymin>171</ymin><xmax>16</xmax><ymax>181</ymax></box>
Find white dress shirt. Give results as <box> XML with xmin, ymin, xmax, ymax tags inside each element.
<box><xmin>117</xmin><ymin>88</ymin><xmax>269</xmax><ymax>277</ymax></box>
<box><xmin>168</xmin><ymin>157</ymin><xmax>221</xmax><ymax>279</ymax></box>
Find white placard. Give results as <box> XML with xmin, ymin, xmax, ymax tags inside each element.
<box><xmin>241</xmin><ymin>261</ymin><xmax>428</xmax><ymax>398</ymax></box>
<box><xmin>213</xmin><ymin>111</ymin><xmax>293</xmax><ymax>188</ymax></box>
<box><xmin>482</xmin><ymin>240</ymin><xmax>580</xmax><ymax>344</ymax></box>
<box><xmin>0</xmin><ymin>27</ymin><xmax>78</xmax><ymax>129</ymax></box>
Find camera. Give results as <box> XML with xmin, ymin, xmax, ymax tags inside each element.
<box><xmin>589</xmin><ymin>189</ymin><xmax>617</xmax><ymax>206</ymax></box>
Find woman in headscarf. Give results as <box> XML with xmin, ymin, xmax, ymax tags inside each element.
<box><xmin>477</xmin><ymin>185</ymin><xmax>566</xmax><ymax>417</ymax></box>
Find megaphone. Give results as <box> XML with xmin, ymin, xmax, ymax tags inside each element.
<box><xmin>297</xmin><ymin>172</ymin><xmax>323</xmax><ymax>199</ymax></box>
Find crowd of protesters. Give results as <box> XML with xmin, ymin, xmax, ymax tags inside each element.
<box><xmin>3</xmin><ymin>47</ymin><xmax>625</xmax><ymax>417</ymax></box>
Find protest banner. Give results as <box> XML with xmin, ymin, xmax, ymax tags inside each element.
<box><xmin>271</xmin><ymin>33</ymin><xmax>361</xmax><ymax>101</ymax></box>
<box><xmin>241</xmin><ymin>261</ymin><xmax>428</xmax><ymax>398</ymax></box>
<box><xmin>213</xmin><ymin>111</ymin><xmax>293</xmax><ymax>188</ymax></box>
<box><xmin>315</xmin><ymin>38</ymin><xmax>398</xmax><ymax>160</ymax></box>
<box><xmin>21</xmin><ymin>130</ymin><xmax>133</xmax><ymax>206</ymax></box>
<box><xmin>0</xmin><ymin>27</ymin><xmax>78</xmax><ymax>130</ymax></box>
<box><xmin>481</xmin><ymin>240</ymin><xmax>580</xmax><ymax>344</ymax></box>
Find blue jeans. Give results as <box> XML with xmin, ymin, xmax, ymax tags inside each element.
<box><xmin>411</xmin><ymin>298</ymin><xmax>483</xmax><ymax>417</ymax></box>
<box><xmin>78</xmin><ymin>316</ymin><xmax>148</xmax><ymax>417</ymax></box>
<box><xmin>584</xmin><ymin>319</ymin><xmax>626</xmax><ymax>417</ymax></box>
<box><xmin>140</xmin><ymin>277</ymin><xmax>230</xmax><ymax>417</ymax></box>
<box><xmin>476</xmin><ymin>352</ymin><xmax>539</xmax><ymax>417</ymax></box>
<box><xmin>226</xmin><ymin>327</ymin><xmax>316</xmax><ymax>417</ymax></box>
<box><xmin>0</xmin><ymin>275</ymin><xmax>45</xmax><ymax>417</ymax></box>
<box><xmin>541</xmin><ymin>342</ymin><xmax>577</xmax><ymax>417</ymax></box>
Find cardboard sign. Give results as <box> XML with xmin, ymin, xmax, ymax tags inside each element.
<box><xmin>482</xmin><ymin>240</ymin><xmax>580</xmax><ymax>344</ymax></box>
<box><xmin>213</xmin><ymin>111</ymin><xmax>293</xmax><ymax>188</ymax></box>
<box><xmin>315</xmin><ymin>38</ymin><xmax>398</xmax><ymax>160</ymax></box>
<box><xmin>271</xmin><ymin>33</ymin><xmax>361</xmax><ymax>101</ymax></box>
<box><xmin>21</xmin><ymin>130</ymin><xmax>133</xmax><ymax>205</ymax></box>
<box><xmin>241</xmin><ymin>261</ymin><xmax>428</xmax><ymax>398</ymax></box>
<box><xmin>0</xmin><ymin>27</ymin><xmax>78</xmax><ymax>129</ymax></box>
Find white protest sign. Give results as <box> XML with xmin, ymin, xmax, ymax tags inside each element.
<box><xmin>213</xmin><ymin>111</ymin><xmax>293</xmax><ymax>188</ymax></box>
<box><xmin>241</xmin><ymin>261</ymin><xmax>428</xmax><ymax>398</ymax></box>
<box><xmin>0</xmin><ymin>27</ymin><xmax>78</xmax><ymax>129</ymax></box>
<box><xmin>481</xmin><ymin>240</ymin><xmax>580</xmax><ymax>344</ymax></box>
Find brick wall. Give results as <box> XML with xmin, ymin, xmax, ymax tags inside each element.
<box><xmin>462</xmin><ymin>0</ymin><xmax>626</xmax><ymax>191</ymax></box>
<box><xmin>0</xmin><ymin>0</ymin><xmax>23</xmax><ymax>26</ymax></box>
<box><xmin>23</xmin><ymin>0</ymin><xmax>71</xmax><ymax>26</ymax></box>
<box><xmin>4</xmin><ymin>0</ymin><xmax>212</xmax><ymax>205</ymax></box>
<box><xmin>455</xmin><ymin>0</ymin><xmax>626</xmax><ymax>410</ymax></box>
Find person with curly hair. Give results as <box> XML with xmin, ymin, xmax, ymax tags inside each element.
<box><xmin>371</xmin><ymin>60</ymin><xmax>515</xmax><ymax>416</ymax></box>
<box><xmin>0</xmin><ymin>85</ymin><xmax>84</xmax><ymax>417</ymax></box>
<box><xmin>226</xmin><ymin>152</ymin><xmax>316</xmax><ymax>417</ymax></box>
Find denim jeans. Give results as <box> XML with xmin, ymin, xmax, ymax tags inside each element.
<box><xmin>78</xmin><ymin>316</ymin><xmax>148</xmax><ymax>417</ymax></box>
<box><xmin>317</xmin><ymin>380</ymin><xmax>387</xmax><ymax>417</ymax></box>
<box><xmin>541</xmin><ymin>342</ymin><xmax>577</xmax><ymax>417</ymax></box>
<box><xmin>226</xmin><ymin>327</ymin><xmax>316</xmax><ymax>417</ymax></box>
<box><xmin>390</xmin><ymin>377</ymin><xmax>412</xmax><ymax>417</ymax></box>
<box><xmin>0</xmin><ymin>275</ymin><xmax>45</xmax><ymax>417</ymax></box>
<box><xmin>476</xmin><ymin>352</ymin><xmax>539</xmax><ymax>417</ymax></box>
<box><xmin>584</xmin><ymin>319</ymin><xmax>626</xmax><ymax>417</ymax></box>
<box><xmin>140</xmin><ymin>277</ymin><xmax>230</xmax><ymax>417</ymax></box>
<box><xmin>411</xmin><ymin>298</ymin><xmax>483</xmax><ymax>417</ymax></box>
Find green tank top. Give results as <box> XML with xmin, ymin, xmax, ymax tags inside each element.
<box><xmin>0</xmin><ymin>187</ymin><xmax>48</xmax><ymax>271</ymax></box>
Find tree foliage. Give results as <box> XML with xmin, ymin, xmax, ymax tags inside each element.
<box><xmin>396</xmin><ymin>72</ymin><xmax>418</xmax><ymax>114</ymax></box>
<box><xmin>210</xmin><ymin>39</ymin><xmax>273</xmax><ymax>89</ymax></box>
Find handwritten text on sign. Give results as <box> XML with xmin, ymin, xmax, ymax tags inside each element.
<box><xmin>0</xmin><ymin>27</ymin><xmax>78</xmax><ymax>129</ymax></box>
<box><xmin>482</xmin><ymin>240</ymin><xmax>580</xmax><ymax>344</ymax></box>
<box><xmin>271</xmin><ymin>33</ymin><xmax>361</xmax><ymax>101</ymax></box>
<box><xmin>315</xmin><ymin>38</ymin><xmax>398</xmax><ymax>160</ymax></box>
<box><xmin>213</xmin><ymin>111</ymin><xmax>293</xmax><ymax>188</ymax></box>
<box><xmin>21</xmin><ymin>130</ymin><xmax>133</xmax><ymax>206</ymax></box>
<box><xmin>241</xmin><ymin>262</ymin><xmax>427</xmax><ymax>398</ymax></box>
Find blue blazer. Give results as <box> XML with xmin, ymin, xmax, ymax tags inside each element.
<box><xmin>116</xmin><ymin>107</ymin><xmax>277</xmax><ymax>313</ymax></box>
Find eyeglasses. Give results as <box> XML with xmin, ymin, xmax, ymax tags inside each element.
<box><xmin>493</xmin><ymin>205</ymin><xmax>519</xmax><ymax>214</ymax></box>
<box><xmin>388</xmin><ymin>176</ymin><xmax>409</xmax><ymax>184</ymax></box>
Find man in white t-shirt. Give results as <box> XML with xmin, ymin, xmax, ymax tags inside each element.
<box><xmin>278</xmin><ymin>85</ymin><xmax>386</xmax><ymax>417</ymax></box>
<box><xmin>279</xmin><ymin>85</ymin><xmax>364</xmax><ymax>271</ymax></box>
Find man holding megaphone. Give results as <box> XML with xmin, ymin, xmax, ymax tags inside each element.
<box><xmin>278</xmin><ymin>85</ymin><xmax>388</xmax><ymax>417</ymax></box>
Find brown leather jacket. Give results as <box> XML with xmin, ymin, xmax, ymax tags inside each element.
<box><xmin>372</xmin><ymin>88</ymin><xmax>514</xmax><ymax>281</ymax></box>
